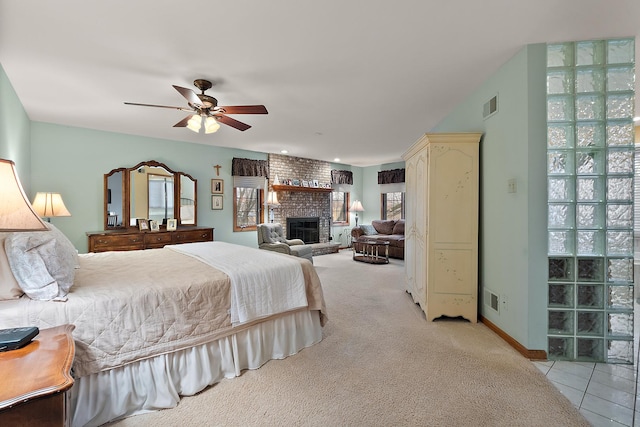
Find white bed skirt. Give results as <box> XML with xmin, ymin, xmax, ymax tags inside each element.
<box><xmin>70</xmin><ymin>310</ymin><xmax>322</xmax><ymax>427</ymax></box>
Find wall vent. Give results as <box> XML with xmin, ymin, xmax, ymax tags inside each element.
<box><xmin>483</xmin><ymin>95</ymin><xmax>498</xmax><ymax>120</ymax></box>
<box><xmin>484</xmin><ymin>289</ymin><xmax>500</xmax><ymax>313</ymax></box>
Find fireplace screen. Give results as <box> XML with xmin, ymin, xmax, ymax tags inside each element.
<box><xmin>286</xmin><ymin>217</ymin><xmax>320</xmax><ymax>243</ymax></box>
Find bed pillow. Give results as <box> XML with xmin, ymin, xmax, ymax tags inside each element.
<box><xmin>4</xmin><ymin>223</ymin><xmax>79</xmax><ymax>301</ymax></box>
<box><xmin>359</xmin><ymin>224</ymin><xmax>378</xmax><ymax>236</ymax></box>
<box><xmin>0</xmin><ymin>232</ymin><xmax>23</xmax><ymax>300</ymax></box>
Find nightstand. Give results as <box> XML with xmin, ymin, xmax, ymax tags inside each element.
<box><xmin>0</xmin><ymin>324</ymin><xmax>75</xmax><ymax>427</ymax></box>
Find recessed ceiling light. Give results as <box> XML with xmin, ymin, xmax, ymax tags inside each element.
<box><xmin>280</xmin><ymin>149</ymin><xmax>288</xmax><ymax>154</ymax></box>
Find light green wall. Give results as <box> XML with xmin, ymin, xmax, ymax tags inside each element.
<box><xmin>29</xmin><ymin>122</ymin><xmax>271</xmax><ymax>252</ymax></box>
<box><xmin>0</xmin><ymin>64</ymin><xmax>32</xmax><ymax>191</ymax></box>
<box><xmin>361</xmin><ymin>161</ymin><xmax>406</xmax><ymax>223</ymax></box>
<box><xmin>432</xmin><ymin>44</ymin><xmax>547</xmax><ymax>350</ymax></box>
<box><xmin>328</xmin><ymin>162</ymin><xmax>364</xmax><ymax>244</ymax></box>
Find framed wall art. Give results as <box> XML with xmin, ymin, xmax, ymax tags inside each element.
<box><xmin>211</xmin><ymin>195</ymin><xmax>223</xmax><ymax>210</ymax></box>
<box><xmin>211</xmin><ymin>179</ymin><xmax>224</xmax><ymax>194</ymax></box>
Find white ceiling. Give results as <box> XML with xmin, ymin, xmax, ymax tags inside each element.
<box><xmin>1</xmin><ymin>0</ymin><xmax>638</xmax><ymax>167</ymax></box>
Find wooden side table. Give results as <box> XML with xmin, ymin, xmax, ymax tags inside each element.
<box><xmin>0</xmin><ymin>324</ymin><xmax>75</xmax><ymax>427</ymax></box>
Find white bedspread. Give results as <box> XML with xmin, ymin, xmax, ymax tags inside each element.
<box><xmin>167</xmin><ymin>241</ymin><xmax>308</xmax><ymax>325</ymax></box>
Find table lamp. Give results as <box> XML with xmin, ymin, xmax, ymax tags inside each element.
<box><xmin>31</xmin><ymin>192</ymin><xmax>72</xmax><ymax>222</ymax></box>
<box><xmin>266</xmin><ymin>191</ymin><xmax>280</xmax><ymax>223</ymax></box>
<box><xmin>0</xmin><ymin>159</ymin><xmax>48</xmax><ymax>231</ymax></box>
<box><xmin>350</xmin><ymin>200</ymin><xmax>364</xmax><ymax>227</ymax></box>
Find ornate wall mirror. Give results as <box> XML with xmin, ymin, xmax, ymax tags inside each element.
<box><xmin>104</xmin><ymin>160</ymin><xmax>197</xmax><ymax>230</ymax></box>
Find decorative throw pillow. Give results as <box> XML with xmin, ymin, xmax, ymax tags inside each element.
<box><xmin>392</xmin><ymin>220</ymin><xmax>405</xmax><ymax>235</ymax></box>
<box><xmin>5</xmin><ymin>223</ymin><xmax>79</xmax><ymax>301</ymax></box>
<box><xmin>0</xmin><ymin>233</ymin><xmax>23</xmax><ymax>300</ymax></box>
<box><xmin>372</xmin><ymin>220</ymin><xmax>396</xmax><ymax>235</ymax></box>
<box><xmin>360</xmin><ymin>224</ymin><xmax>378</xmax><ymax>236</ymax></box>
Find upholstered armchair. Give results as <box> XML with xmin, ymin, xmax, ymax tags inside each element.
<box><xmin>257</xmin><ymin>223</ymin><xmax>313</xmax><ymax>264</ymax></box>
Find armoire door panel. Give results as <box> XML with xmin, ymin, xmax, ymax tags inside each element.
<box><xmin>431</xmin><ymin>248</ymin><xmax>474</xmax><ymax>295</ymax></box>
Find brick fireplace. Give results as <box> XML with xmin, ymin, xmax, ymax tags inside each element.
<box><xmin>268</xmin><ymin>154</ymin><xmax>332</xmax><ymax>244</ymax></box>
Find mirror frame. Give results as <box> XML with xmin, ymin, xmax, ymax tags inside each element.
<box><xmin>104</xmin><ymin>160</ymin><xmax>197</xmax><ymax>230</ymax></box>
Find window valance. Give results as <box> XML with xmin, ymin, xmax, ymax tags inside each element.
<box><xmin>232</xmin><ymin>158</ymin><xmax>269</xmax><ymax>177</ymax></box>
<box><xmin>331</xmin><ymin>169</ymin><xmax>353</xmax><ymax>185</ymax></box>
<box><xmin>378</xmin><ymin>168</ymin><xmax>405</xmax><ymax>184</ymax></box>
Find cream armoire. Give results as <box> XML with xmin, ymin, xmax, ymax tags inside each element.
<box><xmin>402</xmin><ymin>132</ymin><xmax>482</xmax><ymax>322</ymax></box>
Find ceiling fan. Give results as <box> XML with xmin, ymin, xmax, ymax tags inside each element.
<box><xmin>124</xmin><ymin>79</ymin><xmax>268</xmax><ymax>133</ymax></box>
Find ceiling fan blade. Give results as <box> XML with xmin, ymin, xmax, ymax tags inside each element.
<box><xmin>217</xmin><ymin>105</ymin><xmax>268</xmax><ymax>115</ymax></box>
<box><xmin>173</xmin><ymin>85</ymin><xmax>203</xmax><ymax>107</ymax></box>
<box><xmin>215</xmin><ymin>114</ymin><xmax>251</xmax><ymax>131</ymax></box>
<box><xmin>173</xmin><ymin>115</ymin><xmax>193</xmax><ymax>128</ymax></box>
<box><xmin>124</xmin><ymin>102</ymin><xmax>192</xmax><ymax>112</ymax></box>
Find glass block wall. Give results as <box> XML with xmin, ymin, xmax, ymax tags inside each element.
<box><xmin>546</xmin><ymin>38</ymin><xmax>635</xmax><ymax>363</ymax></box>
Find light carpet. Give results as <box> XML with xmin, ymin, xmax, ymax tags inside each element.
<box><xmin>109</xmin><ymin>250</ymin><xmax>589</xmax><ymax>426</ymax></box>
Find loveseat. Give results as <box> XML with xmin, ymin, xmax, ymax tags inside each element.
<box><xmin>351</xmin><ymin>219</ymin><xmax>405</xmax><ymax>259</ymax></box>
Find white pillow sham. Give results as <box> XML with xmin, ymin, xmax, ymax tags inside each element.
<box><xmin>4</xmin><ymin>223</ymin><xmax>79</xmax><ymax>301</ymax></box>
<box><xmin>0</xmin><ymin>232</ymin><xmax>23</xmax><ymax>300</ymax></box>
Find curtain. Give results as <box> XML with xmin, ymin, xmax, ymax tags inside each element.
<box><xmin>232</xmin><ymin>158</ymin><xmax>269</xmax><ymax>178</ymax></box>
<box><xmin>378</xmin><ymin>168</ymin><xmax>405</xmax><ymax>184</ymax></box>
<box><xmin>331</xmin><ymin>169</ymin><xmax>353</xmax><ymax>185</ymax></box>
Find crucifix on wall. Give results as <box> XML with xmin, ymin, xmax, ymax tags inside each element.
<box><xmin>213</xmin><ymin>164</ymin><xmax>221</xmax><ymax>176</ymax></box>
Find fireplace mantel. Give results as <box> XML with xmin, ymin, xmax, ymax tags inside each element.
<box><xmin>272</xmin><ymin>184</ymin><xmax>332</xmax><ymax>193</ymax></box>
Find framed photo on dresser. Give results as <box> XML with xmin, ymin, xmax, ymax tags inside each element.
<box><xmin>137</xmin><ymin>219</ymin><xmax>149</xmax><ymax>231</ymax></box>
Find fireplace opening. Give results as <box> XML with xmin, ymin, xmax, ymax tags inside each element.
<box><xmin>287</xmin><ymin>217</ymin><xmax>320</xmax><ymax>244</ymax></box>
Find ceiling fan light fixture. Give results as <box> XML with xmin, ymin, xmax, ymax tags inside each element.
<box><xmin>204</xmin><ymin>116</ymin><xmax>221</xmax><ymax>134</ymax></box>
<box><xmin>186</xmin><ymin>114</ymin><xmax>202</xmax><ymax>133</ymax></box>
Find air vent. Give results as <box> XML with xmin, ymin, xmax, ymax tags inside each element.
<box><xmin>484</xmin><ymin>289</ymin><xmax>500</xmax><ymax>313</ymax></box>
<box><xmin>483</xmin><ymin>95</ymin><xmax>498</xmax><ymax>119</ymax></box>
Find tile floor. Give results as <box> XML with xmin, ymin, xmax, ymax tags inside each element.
<box><xmin>532</xmin><ymin>297</ymin><xmax>639</xmax><ymax>426</ymax></box>
<box><xmin>534</xmin><ymin>359</ymin><xmax>637</xmax><ymax>426</ymax></box>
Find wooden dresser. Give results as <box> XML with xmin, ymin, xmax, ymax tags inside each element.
<box><xmin>87</xmin><ymin>226</ymin><xmax>214</xmax><ymax>252</ymax></box>
<box><xmin>0</xmin><ymin>325</ymin><xmax>75</xmax><ymax>427</ymax></box>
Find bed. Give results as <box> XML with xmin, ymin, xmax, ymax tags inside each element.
<box><xmin>0</xmin><ymin>225</ymin><xmax>327</xmax><ymax>427</ymax></box>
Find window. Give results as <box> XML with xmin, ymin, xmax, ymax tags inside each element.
<box><xmin>234</xmin><ymin>187</ymin><xmax>264</xmax><ymax>231</ymax></box>
<box><xmin>331</xmin><ymin>191</ymin><xmax>350</xmax><ymax>224</ymax></box>
<box><xmin>381</xmin><ymin>192</ymin><xmax>404</xmax><ymax>220</ymax></box>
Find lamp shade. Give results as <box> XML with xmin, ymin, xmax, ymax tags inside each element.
<box><xmin>266</xmin><ymin>191</ymin><xmax>280</xmax><ymax>206</ymax></box>
<box><xmin>186</xmin><ymin>114</ymin><xmax>202</xmax><ymax>132</ymax></box>
<box><xmin>204</xmin><ymin>116</ymin><xmax>221</xmax><ymax>134</ymax></box>
<box><xmin>350</xmin><ymin>200</ymin><xmax>364</xmax><ymax>212</ymax></box>
<box><xmin>31</xmin><ymin>192</ymin><xmax>72</xmax><ymax>219</ymax></box>
<box><xmin>0</xmin><ymin>159</ymin><xmax>48</xmax><ymax>231</ymax></box>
